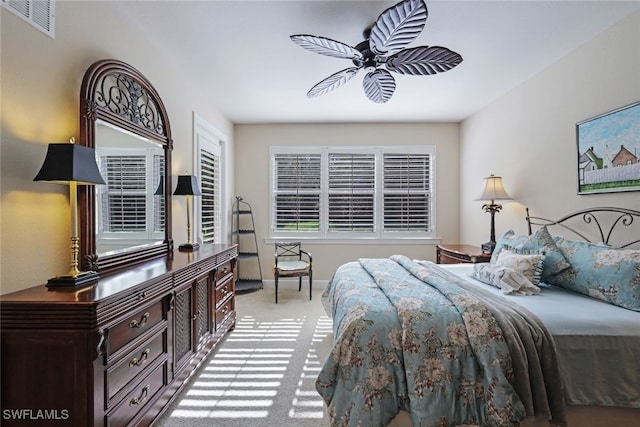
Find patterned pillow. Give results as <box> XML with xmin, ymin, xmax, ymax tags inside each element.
<box><xmin>491</xmin><ymin>226</ymin><xmax>570</xmax><ymax>282</ymax></box>
<box><xmin>471</xmin><ymin>263</ymin><xmax>541</xmax><ymax>295</ymax></box>
<box><xmin>494</xmin><ymin>247</ymin><xmax>545</xmax><ymax>286</ymax></box>
<box><xmin>550</xmin><ymin>238</ymin><xmax>640</xmax><ymax>312</ymax></box>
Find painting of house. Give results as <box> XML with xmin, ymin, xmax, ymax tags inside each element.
<box><xmin>612</xmin><ymin>145</ymin><xmax>639</xmax><ymax>167</ymax></box>
<box><xmin>577</xmin><ymin>102</ymin><xmax>640</xmax><ymax>193</ymax></box>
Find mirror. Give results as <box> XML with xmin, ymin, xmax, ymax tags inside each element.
<box><xmin>94</xmin><ymin>121</ymin><xmax>165</xmax><ymax>254</ymax></box>
<box><xmin>79</xmin><ymin>59</ymin><xmax>173</xmax><ymax>274</ymax></box>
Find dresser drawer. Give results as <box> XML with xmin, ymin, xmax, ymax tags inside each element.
<box><xmin>215</xmin><ymin>298</ymin><xmax>233</xmax><ymax>331</ymax></box>
<box><xmin>106</xmin><ymin>362</ymin><xmax>166</xmax><ymax>427</ymax></box>
<box><xmin>106</xmin><ymin>330</ymin><xmax>166</xmax><ymax>404</ymax></box>
<box><xmin>107</xmin><ymin>300</ymin><xmax>164</xmax><ymax>357</ymax></box>
<box><xmin>215</xmin><ymin>277</ymin><xmax>233</xmax><ymax>307</ymax></box>
<box><xmin>214</xmin><ymin>260</ymin><xmax>233</xmax><ymax>282</ymax></box>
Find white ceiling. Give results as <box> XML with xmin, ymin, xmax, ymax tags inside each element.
<box><xmin>109</xmin><ymin>1</ymin><xmax>640</xmax><ymax>124</ymax></box>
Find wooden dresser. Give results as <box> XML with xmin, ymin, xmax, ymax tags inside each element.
<box><xmin>0</xmin><ymin>244</ymin><xmax>237</xmax><ymax>427</ymax></box>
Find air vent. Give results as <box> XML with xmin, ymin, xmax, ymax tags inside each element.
<box><xmin>2</xmin><ymin>0</ymin><xmax>55</xmax><ymax>38</ymax></box>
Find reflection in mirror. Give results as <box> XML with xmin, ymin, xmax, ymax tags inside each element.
<box><xmin>95</xmin><ymin>121</ymin><xmax>165</xmax><ymax>255</ymax></box>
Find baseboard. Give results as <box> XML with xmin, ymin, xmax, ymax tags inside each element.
<box><xmin>261</xmin><ymin>279</ymin><xmax>329</xmax><ymax>289</ymax></box>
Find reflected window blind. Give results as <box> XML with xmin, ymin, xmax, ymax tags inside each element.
<box><xmin>100</xmin><ymin>155</ymin><xmax>146</xmax><ymax>232</ymax></box>
<box><xmin>328</xmin><ymin>153</ymin><xmax>375</xmax><ymax>232</ymax></box>
<box><xmin>383</xmin><ymin>153</ymin><xmax>432</xmax><ymax>232</ymax></box>
<box><xmin>273</xmin><ymin>153</ymin><xmax>321</xmax><ymax>231</ymax></box>
<box><xmin>153</xmin><ymin>154</ymin><xmax>165</xmax><ymax>232</ymax></box>
<box><xmin>200</xmin><ymin>147</ymin><xmax>220</xmax><ymax>244</ymax></box>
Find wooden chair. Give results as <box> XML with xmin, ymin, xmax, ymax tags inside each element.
<box><xmin>273</xmin><ymin>242</ymin><xmax>312</xmax><ymax>304</ymax></box>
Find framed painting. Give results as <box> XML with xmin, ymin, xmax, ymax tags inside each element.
<box><xmin>576</xmin><ymin>101</ymin><xmax>640</xmax><ymax>194</ymax></box>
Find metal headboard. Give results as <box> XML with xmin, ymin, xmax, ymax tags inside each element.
<box><xmin>526</xmin><ymin>207</ymin><xmax>640</xmax><ymax>248</ymax></box>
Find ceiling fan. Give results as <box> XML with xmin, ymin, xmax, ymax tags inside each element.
<box><xmin>290</xmin><ymin>0</ymin><xmax>462</xmax><ymax>103</ymax></box>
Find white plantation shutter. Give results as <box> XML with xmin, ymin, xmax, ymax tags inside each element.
<box><xmin>272</xmin><ymin>153</ymin><xmax>321</xmax><ymax>231</ymax></box>
<box><xmin>383</xmin><ymin>153</ymin><xmax>432</xmax><ymax>232</ymax></box>
<box><xmin>270</xmin><ymin>146</ymin><xmax>435</xmax><ymax>238</ymax></box>
<box><xmin>200</xmin><ymin>147</ymin><xmax>220</xmax><ymax>244</ymax></box>
<box><xmin>193</xmin><ymin>114</ymin><xmax>226</xmax><ymax>245</ymax></box>
<box><xmin>328</xmin><ymin>153</ymin><xmax>375</xmax><ymax>232</ymax></box>
<box><xmin>100</xmin><ymin>155</ymin><xmax>147</xmax><ymax>232</ymax></box>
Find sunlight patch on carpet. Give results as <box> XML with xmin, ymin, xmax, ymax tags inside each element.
<box><xmin>162</xmin><ymin>314</ymin><xmax>333</xmax><ymax>423</ymax></box>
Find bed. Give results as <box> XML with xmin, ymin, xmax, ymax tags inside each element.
<box><xmin>316</xmin><ymin>207</ymin><xmax>640</xmax><ymax>427</ymax></box>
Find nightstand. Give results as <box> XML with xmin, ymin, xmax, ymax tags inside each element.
<box><xmin>436</xmin><ymin>244</ymin><xmax>491</xmax><ymax>264</ymax></box>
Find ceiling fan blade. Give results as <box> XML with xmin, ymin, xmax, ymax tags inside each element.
<box><xmin>386</xmin><ymin>46</ymin><xmax>463</xmax><ymax>75</ymax></box>
<box><xmin>290</xmin><ymin>34</ymin><xmax>363</xmax><ymax>60</ymax></box>
<box><xmin>362</xmin><ymin>69</ymin><xmax>396</xmax><ymax>103</ymax></box>
<box><xmin>307</xmin><ymin>67</ymin><xmax>361</xmax><ymax>98</ymax></box>
<box><xmin>369</xmin><ymin>0</ymin><xmax>427</xmax><ymax>57</ymax></box>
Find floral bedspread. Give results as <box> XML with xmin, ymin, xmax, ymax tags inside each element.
<box><xmin>317</xmin><ymin>255</ymin><xmax>537</xmax><ymax>427</ymax></box>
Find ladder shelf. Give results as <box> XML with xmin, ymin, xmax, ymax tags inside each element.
<box><xmin>232</xmin><ymin>196</ymin><xmax>263</xmax><ymax>292</ymax></box>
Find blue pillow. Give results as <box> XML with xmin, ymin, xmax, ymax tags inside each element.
<box><xmin>491</xmin><ymin>226</ymin><xmax>570</xmax><ymax>281</ymax></box>
<box><xmin>551</xmin><ymin>238</ymin><xmax>640</xmax><ymax>312</ymax></box>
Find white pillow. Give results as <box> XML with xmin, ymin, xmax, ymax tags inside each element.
<box><xmin>471</xmin><ymin>263</ymin><xmax>541</xmax><ymax>295</ymax></box>
<box><xmin>494</xmin><ymin>247</ymin><xmax>545</xmax><ymax>285</ymax></box>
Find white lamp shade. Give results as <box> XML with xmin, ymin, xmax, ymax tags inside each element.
<box><xmin>475</xmin><ymin>174</ymin><xmax>512</xmax><ymax>201</ymax></box>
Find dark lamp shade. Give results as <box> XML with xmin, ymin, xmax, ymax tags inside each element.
<box><xmin>34</xmin><ymin>143</ymin><xmax>106</xmax><ymax>185</ymax></box>
<box><xmin>154</xmin><ymin>176</ymin><xmax>164</xmax><ymax>195</ymax></box>
<box><xmin>173</xmin><ymin>175</ymin><xmax>202</xmax><ymax>196</ymax></box>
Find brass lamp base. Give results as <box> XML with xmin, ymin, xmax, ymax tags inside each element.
<box><xmin>46</xmin><ymin>270</ymin><xmax>100</xmax><ymax>288</ymax></box>
<box><xmin>178</xmin><ymin>243</ymin><xmax>200</xmax><ymax>252</ymax></box>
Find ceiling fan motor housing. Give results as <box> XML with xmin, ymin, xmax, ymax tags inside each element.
<box><xmin>354</xmin><ymin>40</ymin><xmax>379</xmax><ymax>72</ymax></box>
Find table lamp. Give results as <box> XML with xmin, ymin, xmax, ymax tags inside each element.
<box><xmin>173</xmin><ymin>175</ymin><xmax>202</xmax><ymax>251</ymax></box>
<box><xmin>34</xmin><ymin>139</ymin><xmax>106</xmax><ymax>286</ymax></box>
<box><xmin>475</xmin><ymin>174</ymin><xmax>512</xmax><ymax>254</ymax></box>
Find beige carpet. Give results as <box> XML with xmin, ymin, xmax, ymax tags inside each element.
<box><xmin>156</xmin><ymin>281</ymin><xmax>334</xmax><ymax>427</ymax></box>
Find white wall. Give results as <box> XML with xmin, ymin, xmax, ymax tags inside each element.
<box><xmin>460</xmin><ymin>10</ymin><xmax>640</xmax><ymax>245</ymax></box>
<box><xmin>0</xmin><ymin>2</ymin><xmax>234</xmax><ymax>294</ymax></box>
<box><xmin>234</xmin><ymin>122</ymin><xmax>460</xmax><ymax>280</ymax></box>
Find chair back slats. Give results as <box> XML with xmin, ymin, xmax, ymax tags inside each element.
<box><xmin>274</xmin><ymin>242</ymin><xmax>303</xmax><ymax>261</ymax></box>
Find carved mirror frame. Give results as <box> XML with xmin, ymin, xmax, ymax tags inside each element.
<box><xmin>79</xmin><ymin>59</ymin><xmax>173</xmax><ymax>274</ymax></box>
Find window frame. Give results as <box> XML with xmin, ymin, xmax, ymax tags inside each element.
<box><xmin>269</xmin><ymin>145</ymin><xmax>437</xmax><ymax>242</ymax></box>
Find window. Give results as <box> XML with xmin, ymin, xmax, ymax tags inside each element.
<box><xmin>193</xmin><ymin>114</ymin><xmax>225</xmax><ymax>245</ymax></box>
<box><xmin>328</xmin><ymin>152</ymin><xmax>375</xmax><ymax>232</ymax></box>
<box><xmin>199</xmin><ymin>145</ymin><xmax>221</xmax><ymax>244</ymax></box>
<box><xmin>270</xmin><ymin>146</ymin><xmax>435</xmax><ymax>239</ymax></box>
<box><xmin>272</xmin><ymin>152</ymin><xmax>321</xmax><ymax>232</ymax></box>
<box><xmin>383</xmin><ymin>153</ymin><xmax>432</xmax><ymax>232</ymax></box>
<box><xmin>96</xmin><ymin>148</ymin><xmax>164</xmax><ymax>242</ymax></box>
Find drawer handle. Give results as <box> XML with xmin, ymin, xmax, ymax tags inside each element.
<box><xmin>136</xmin><ymin>292</ymin><xmax>147</xmax><ymax>301</ymax></box>
<box><xmin>129</xmin><ymin>312</ymin><xmax>150</xmax><ymax>329</ymax></box>
<box><xmin>221</xmin><ymin>286</ymin><xmax>228</xmax><ymax>295</ymax></box>
<box><xmin>129</xmin><ymin>348</ymin><xmax>150</xmax><ymax>367</ymax></box>
<box><xmin>129</xmin><ymin>385</ymin><xmax>149</xmax><ymax>406</ymax></box>
<box><xmin>221</xmin><ymin>306</ymin><xmax>228</xmax><ymax>315</ymax></box>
